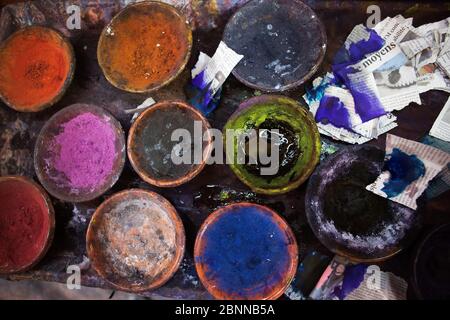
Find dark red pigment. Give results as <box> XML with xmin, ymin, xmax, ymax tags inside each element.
<box><xmin>0</xmin><ymin>179</ymin><xmax>50</xmax><ymax>272</ymax></box>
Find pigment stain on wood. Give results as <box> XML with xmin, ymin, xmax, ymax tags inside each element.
<box><xmin>223</xmin><ymin>0</ymin><xmax>326</xmax><ymax>91</ymax></box>
<box><xmin>194</xmin><ymin>203</ymin><xmax>297</xmax><ymax>300</ymax></box>
<box><xmin>87</xmin><ymin>189</ymin><xmax>185</xmax><ymax>292</ymax></box>
<box><xmin>97</xmin><ymin>1</ymin><xmax>192</xmax><ymax>93</ymax></box>
<box><xmin>0</xmin><ymin>26</ymin><xmax>74</xmax><ymax>112</ymax></box>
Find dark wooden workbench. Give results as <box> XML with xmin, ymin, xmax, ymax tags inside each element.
<box><xmin>0</xmin><ymin>0</ymin><xmax>449</xmax><ymax>299</ymax></box>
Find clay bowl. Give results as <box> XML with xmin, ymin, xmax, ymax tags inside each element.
<box><xmin>34</xmin><ymin>104</ymin><xmax>126</xmax><ymax>202</ymax></box>
<box><xmin>97</xmin><ymin>1</ymin><xmax>192</xmax><ymax>93</ymax></box>
<box><xmin>0</xmin><ymin>176</ymin><xmax>55</xmax><ymax>274</ymax></box>
<box><xmin>194</xmin><ymin>203</ymin><xmax>298</xmax><ymax>300</ymax></box>
<box><xmin>305</xmin><ymin>145</ymin><xmax>422</xmax><ymax>263</ymax></box>
<box><xmin>128</xmin><ymin>100</ymin><xmax>212</xmax><ymax>187</ymax></box>
<box><xmin>223</xmin><ymin>0</ymin><xmax>326</xmax><ymax>92</ymax></box>
<box><xmin>412</xmin><ymin>223</ymin><xmax>450</xmax><ymax>299</ymax></box>
<box><xmin>86</xmin><ymin>189</ymin><xmax>185</xmax><ymax>292</ymax></box>
<box><xmin>224</xmin><ymin>95</ymin><xmax>321</xmax><ymax>195</ymax></box>
<box><xmin>0</xmin><ymin>26</ymin><xmax>75</xmax><ymax>112</ymax></box>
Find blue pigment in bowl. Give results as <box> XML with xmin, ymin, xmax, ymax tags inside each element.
<box><xmin>194</xmin><ymin>203</ymin><xmax>298</xmax><ymax>300</ymax></box>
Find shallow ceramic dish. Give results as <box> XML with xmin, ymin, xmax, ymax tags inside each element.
<box><xmin>86</xmin><ymin>189</ymin><xmax>185</xmax><ymax>292</ymax></box>
<box><xmin>305</xmin><ymin>145</ymin><xmax>422</xmax><ymax>262</ymax></box>
<box><xmin>0</xmin><ymin>26</ymin><xmax>75</xmax><ymax>112</ymax></box>
<box><xmin>34</xmin><ymin>104</ymin><xmax>126</xmax><ymax>202</ymax></box>
<box><xmin>97</xmin><ymin>1</ymin><xmax>192</xmax><ymax>93</ymax></box>
<box><xmin>194</xmin><ymin>203</ymin><xmax>298</xmax><ymax>300</ymax></box>
<box><xmin>128</xmin><ymin>100</ymin><xmax>212</xmax><ymax>187</ymax></box>
<box><xmin>0</xmin><ymin>176</ymin><xmax>55</xmax><ymax>274</ymax></box>
<box><xmin>223</xmin><ymin>0</ymin><xmax>326</xmax><ymax>92</ymax></box>
<box><xmin>224</xmin><ymin>95</ymin><xmax>321</xmax><ymax>195</ymax></box>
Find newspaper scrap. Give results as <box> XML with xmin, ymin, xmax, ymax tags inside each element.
<box><xmin>421</xmin><ymin>135</ymin><xmax>450</xmax><ymax>199</ymax></box>
<box><xmin>304</xmin><ymin>15</ymin><xmax>450</xmax><ymax>144</ymax></box>
<box><xmin>366</xmin><ymin>134</ymin><xmax>450</xmax><ymax>210</ymax></box>
<box><xmin>285</xmin><ymin>251</ymin><xmax>332</xmax><ymax>300</ymax></box>
<box><xmin>345</xmin><ymin>266</ymin><xmax>408</xmax><ymax>300</ymax></box>
<box><xmin>185</xmin><ymin>41</ymin><xmax>243</xmax><ymax>115</ymax></box>
<box><xmin>305</xmin><ymin>75</ymin><xmax>397</xmax><ymax>144</ymax></box>
<box><xmin>309</xmin><ymin>255</ymin><xmax>349</xmax><ymax>300</ymax></box>
<box><xmin>430</xmin><ymin>96</ymin><xmax>450</xmax><ymax>142</ymax></box>
<box><xmin>124</xmin><ymin>97</ymin><xmax>156</xmax><ymax>123</ymax></box>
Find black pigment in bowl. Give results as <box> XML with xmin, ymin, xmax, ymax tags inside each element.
<box><xmin>223</xmin><ymin>0</ymin><xmax>326</xmax><ymax>92</ymax></box>
<box><xmin>128</xmin><ymin>101</ymin><xmax>212</xmax><ymax>187</ymax></box>
<box><xmin>244</xmin><ymin>119</ymin><xmax>301</xmax><ymax>179</ymax></box>
<box><xmin>305</xmin><ymin>145</ymin><xmax>421</xmax><ymax>262</ymax></box>
<box><xmin>322</xmin><ymin>161</ymin><xmax>392</xmax><ymax>237</ymax></box>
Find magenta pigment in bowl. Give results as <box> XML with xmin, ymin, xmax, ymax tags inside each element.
<box><xmin>34</xmin><ymin>104</ymin><xmax>126</xmax><ymax>202</ymax></box>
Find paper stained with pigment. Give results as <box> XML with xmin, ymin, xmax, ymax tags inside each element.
<box><xmin>366</xmin><ymin>134</ymin><xmax>450</xmax><ymax>209</ymax></box>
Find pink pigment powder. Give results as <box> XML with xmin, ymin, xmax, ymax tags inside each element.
<box><xmin>52</xmin><ymin>112</ymin><xmax>117</xmax><ymax>190</ymax></box>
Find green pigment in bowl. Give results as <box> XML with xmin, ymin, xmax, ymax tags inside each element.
<box><xmin>224</xmin><ymin>95</ymin><xmax>320</xmax><ymax>195</ymax></box>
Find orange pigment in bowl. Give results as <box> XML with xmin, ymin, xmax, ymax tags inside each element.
<box><xmin>97</xmin><ymin>2</ymin><xmax>191</xmax><ymax>92</ymax></box>
<box><xmin>0</xmin><ymin>26</ymin><xmax>73</xmax><ymax>112</ymax></box>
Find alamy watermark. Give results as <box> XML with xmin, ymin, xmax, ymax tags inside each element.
<box><xmin>170</xmin><ymin>121</ymin><xmax>281</xmax><ymax>176</ymax></box>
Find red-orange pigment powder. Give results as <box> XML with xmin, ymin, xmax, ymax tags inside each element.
<box><xmin>98</xmin><ymin>2</ymin><xmax>191</xmax><ymax>92</ymax></box>
<box><xmin>0</xmin><ymin>26</ymin><xmax>72</xmax><ymax>112</ymax></box>
<box><xmin>0</xmin><ymin>179</ymin><xmax>51</xmax><ymax>272</ymax></box>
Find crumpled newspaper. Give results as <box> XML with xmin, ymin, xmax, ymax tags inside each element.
<box><xmin>304</xmin><ymin>15</ymin><xmax>450</xmax><ymax>144</ymax></box>
<box><xmin>307</xmin><ymin>255</ymin><xmax>408</xmax><ymax>300</ymax></box>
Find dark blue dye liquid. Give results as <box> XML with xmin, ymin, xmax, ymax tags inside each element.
<box><xmin>197</xmin><ymin>206</ymin><xmax>292</xmax><ymax>298</ymax></box>
<box><xmin>315</xmin><ymin>96</ymin><xmax>352</xmax><ymax>130</ymax></box>
<box><xmin>382</xmin><ymin>148</ymin><xmax>426</xmax><ymax>198</ymax></box>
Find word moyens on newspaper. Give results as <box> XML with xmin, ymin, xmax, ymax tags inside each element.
<box><xmin>361</xmin><ymin>42</ymin><xmax>397</xmax><ymax>69</ymax></box>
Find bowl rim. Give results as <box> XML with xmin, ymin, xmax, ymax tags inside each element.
<box><xmin>127</xmin><ymin>100</ymin><xmax>213</xmax><ymax>187</ymax></box>
<box><xmin>411</xmin><ymin>223</ymin><xmax>450</xmax><ymax>299</ymax></box>
<box><xmin>86</xmin><ymin>188</ymin><xmax>186</xmax><ymax>292</ymax></box>
<box><xmin>0</xmin><ymin>175</ymin><xmax>55</xmax><ymax>274</ymax></box>
<box><xmin>194</xmin><ymin>202</ymin><xmax>298</xmax><ymax>300</ymax></box>
<box><xmin>97</xmin><ymin>0</ymin><xmax>193</xmax><ymax>93</ymax></box>
<box><xmin>0</xmin><ymin>25</ymin><xmax>75</xmax><ymax>112</ymax></box>
<box><xmin>223</xmin><ymin>0</ymin><xmax>327</xmax><ymax>92</ymax></box>
<box><xmin>223</xmin><ymin>94</ymin><xmax>321</xmax><ymax>195</ymax></box>
<box><xmin>34</xmin><ymin>103</ymin><xmax>126</xmax><ymax>203</ymax></box>
<box><xmin>304</xmin><ymin>144</ymin><xmax>422</xmax><ymax>263</ymax></box>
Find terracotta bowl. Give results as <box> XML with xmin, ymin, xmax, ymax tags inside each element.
<box><xmin>305</xmin><ymin>145</ymin><xmax>422</xmax><ymax>263</ymax></box>
<box><xmin>223</xmin><ymin>0</ymin><xmax>326</xmax><ymax>92</ymax></box>
<box><xmin>128</xmin><ymin>100</ymin><xmax>212</xmax><ymax>187</ymax></box>
<box><xmin>0</xmin><ymin>176</ymin><xmax>55</xmax><ymax>274</ymax></box>
<box><xmin>194</xmin><ymin>203</ymin><xmax>298</xmax><ymax>300</ymax></box>
<box><xmin>224</xmin><ymin>95</ymin><xmax>321</xmax><ymax>195</ymax></box>
<box><xmin>97</xmin><ymin>1</ymin><xmax>192</xmax><ymax>93</ymax></box>
<box><xmin>86</xmin><ymin>189</ymin><xmax>185</xmax><ymax>292</ymax></box>
<box><xmin>412</xmin><ymin>223</ymin><xmax>450</xmax><ymax>299</ymax></box>
<box><xmin>0</xmin><ymin>26</ymin><xmax>75</xmax><ymax>112</ymax></box>
<box><xmin>34</xmin><ymin>104</ymin><xmax>126</xmax><ymax>202</ymax></box>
